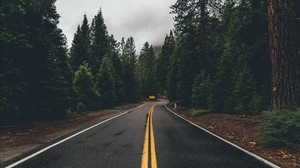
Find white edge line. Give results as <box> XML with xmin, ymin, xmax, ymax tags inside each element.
<box><xmin>5</xmin><ymin>104</ymin><xmax>145</xmax><ymax>168</ymax></box>
<box><xmin>164</xmin><ymin>104</ymin><xmax>281</xmax><ymax>168</ymax></box>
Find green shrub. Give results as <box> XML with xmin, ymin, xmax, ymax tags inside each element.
<box><xmin>76</xmin><ymin>101</ymin><xmax>87</xmax><ymax>113</ymax></box>
<box><xmin>190</xmin><ymin>109</ymin><xmax>211</xmax><ymax>117</ymax></box>
<box><xmin>248</xmin><ymin>94</ymin><xmax>265</xmax><ymax>114</ymax></box>
<box><xmin>73</xmin><ymin>63</ymin><xmax>100</xmax><ymax>111</ymax></box>
<box><xmin>258</xmin><ymin>108</ymin><xmax>300</xmax><ymax>151</ymax></box>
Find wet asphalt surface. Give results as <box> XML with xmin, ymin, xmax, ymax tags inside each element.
<box><xmin>5</xmin><ymin>102</ymin><xmax>272</xmax><ymax>168</ymax></box>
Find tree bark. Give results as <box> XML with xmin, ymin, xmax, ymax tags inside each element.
<box><xmin>268</xmin><ymin>0</ymin><xmax>300</xmax><ymax>110</ymax></box>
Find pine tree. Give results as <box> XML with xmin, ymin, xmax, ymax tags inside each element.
<box><xmin>138</xmin><ymin>42</ymin><xmax>158</xmax><ymax>98</ymax></box>
<box><xmin>0</xmin><ymin>0</ymin><xmax>74</xmax><ymax>121</ymax></box>
<box><xmin>90</xmin><ymin>8</ymin><xmax>109</xmax><ymax>75</ymax></box>
<box><xmin>121</xmin><ymin>37</ymin><xmax>138</xmax><ymax>102</ymax></box>
<box><xmin>96</xmin><ymin>57</ymin><xmax>118</xmax><ymax>108</ymax></box>
<box><xmin>70</xmin><ymin>26</ymin><xmax>84</xmax><ymax>71</ymax></box>
<box><xmin>70</xmin><ymin>14</ymin><xmax>91</xmax><ymax>72</ymax></box>
<box><xmin>192</xmin><ymin>70</ymin><xmax>211</xmax><ymax>108</ymax></box>
<box><xmin>212</xmin><ymin>47</ymin><xmax>236</xmax><ymax>112</ymax></box>
<box><xmin>166</xmin><ymin>47</ymin><xmax>179</xmax><ymax>102</ymax></box>
<box><xmin>27</xmin><ymin>0</ymin><xmax>73</xmax><ymax>119</ymax></box>
<box><xmin>73</xmin><ymin>63</ymin><xmax>99</xmax><ymax>112</ymax></box>
<box><xmin>107</xmin><ymin>35</ymin><xmax>124</xmax><ymax>104</ymax></box>
<box><xmin>1</xmin><ymin>0</ymin><xmax>32</xmax><ymax>123</ymax></box>
<box><xmin>156</xmin><ymin>31</ymin><xmax>175</xmax><ymax>96</ymax></box>
<box><xmin>170</xmin><ymin>0</ymin><xmax>221</xmax><ymax>106</ymax></box>
<box><xmin>233</xmin><ymin>66</ymin><xmax>257</xmax><ymax>113</ymax></box>
<box><xmin>139</xmin><ymin>42</ymin><xmax>153</xmax><ymax>70</ymax></box>
<box><xmin>175</xmin><ymin>45</ymin><xmax>197</xmax><ymax>106</ymax></box>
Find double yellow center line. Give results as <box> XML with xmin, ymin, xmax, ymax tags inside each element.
<box><xmin>141</xmin><ymin>105</ymin><xmax>158</xmax><ymax>168</ymax></box>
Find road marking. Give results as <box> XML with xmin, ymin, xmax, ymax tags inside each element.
<box><xmin>165</xmin><ymin>104</ymin><xmax>281</xmax><ymax>168</ymax></box>
<box><xmin>141</xmin><ymin>105</ymin><xmax>158</xmax><ymax>168</ymax></box>
<box><xmin>141</xmin><ymin>106</ymin><xmax>150</xmax><ymax>168</ymax></box>
<box><xmin>150</xmin><ymin>106</ymin><xmax>158</xmax><ymax>168</ymax></box>
<box><xmin>5</xmin><ymin>104</ymin><xmax>145</xmax><ymax>168</ymax></box>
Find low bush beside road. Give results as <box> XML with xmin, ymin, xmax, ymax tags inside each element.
<box><xmin>258</xmin><ymin>108</ymin><xmax>300</xmax><ymax>151</ymax></box>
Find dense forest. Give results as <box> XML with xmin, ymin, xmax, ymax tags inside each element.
<box><xmin>1</xmin><ymin>0</ymin><xmax>299</xmax><ymax>126</ymax></box>
<box><xmin>161</xmin><ymin>0</ymin><xmax>299</xmax><ymax>113</ymax></box>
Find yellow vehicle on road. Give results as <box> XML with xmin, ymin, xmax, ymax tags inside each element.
<box><xmin>148</xmin><ymin>96</ymin><xmax>156</xmax><ymax>101</ymax></box>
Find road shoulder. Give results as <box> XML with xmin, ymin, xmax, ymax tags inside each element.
<box><xmin>164</xmin><ymin>104</ymin><xmax>299</xmax><ymax>168</ymax></box>
<box><xmin>0</xmin><ymin>103</ymin><xmax>143</xmax><ymax>164</ymax></box>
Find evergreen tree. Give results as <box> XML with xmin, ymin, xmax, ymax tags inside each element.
<box><xmin>138</xmin><ymin>42</ymin><xmax>158</xmax><ymax>98</ymax></box>
<box><xmin>233</xmin><ymin>66</ymin><xmax>257</xmax><ymax>113</ymax></box>
<box><xmin>121</xmin><ymin>37</ymin><xmax>138</xmax><ymax>102</ymax></box>
<box><xmin>192</xmin><ymin>70</ymin><xmax>211</xmax><ymax>108</ymax></box>
<box><xmin>156</xmin><ymin>31</ymin><xmax>175</xmax><ymax>96</ymax></box>
<box><xmin>73</xmin><ymin>63</ymin><xmax>99</xmax><ymax>112</ymax></box>
<box><xmin>170</xmin><ymin>0</ymin><xmax>222</xmax><ymax>106</ymax></box>
<box><xmin>29</xmin><ymin>0</ymin><xmax>73</xmax><ymax>119</ymax></box>
<box><xmin>96</xmin><ymin>57</ymin><xmax>118</xmax><ymax>108</ymax></box>
<box><xmin>70</xmin><ymin>26</ymin><xmax>83</xmax><ymax>71</ymax></box>
<box><xmin>107</xmin><ymin>35</ymin><xmax>124</xmax><ymax>104</ymax></box>
<box><xmin>171</xmin><ymin>0</ymin><xmax>222</xmax><ymax>71</ymax></box>
<box><xmin>212</xmin><ymin>47</ymin><xmax>236</xmax><ymax>112</ymax></box>
<box><xmin>90</xmin><ymin>8</ymin><xmax>109</xmax><ymax>75</ymax></box>
<box><xmin>166</xmin><ymin>47</ymin><xmax>179</xmax><ymax>102</ymax></box>
<box><xmin>139</xmin><ymin>42</ymin><xmax>154</xmax><ymax>70</ymax></box>
<box><xmin>1</xmin><ymin>0</ymin><xmax>32</xmax><ymax>123</ymax></box>
<box><xmin>175</xmin><ymin>44</ymin><xmax>197</xmax><ymax>106</ymax></box>
<box><xmin>70</xmin><ymin>14</ymin><xmax>91</xmax><ymax>72</ymax></box>
<box><xmin>1</xmin><ymin>0</ymin><xmax>73</xmax><ymax>122</ymax></box>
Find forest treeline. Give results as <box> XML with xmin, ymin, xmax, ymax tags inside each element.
<box><xmin>1</xmin><ymin>0</ymin><xmax>158</xmax><ymax>124</ymax></box>
<box><xmin>1</xmin><ymin>0</ymin><xmax>299</xmax><ymax>125</ymax></box>
<box><xmin>161</xmin><ymin>0</ymin><xmax>271</xmax><ymax>113</ymax></box>
<box><xmin>157</xmin><ymin>0</ymin><xmax>299</xmax><ymax>113</ymax></box>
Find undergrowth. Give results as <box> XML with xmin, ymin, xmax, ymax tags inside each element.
<box><xmin>258</xmin><ymin>108</ymin><xmax>300</xmax><ymax>151</ymax></box>
<box><xmin>190</xmin><ymin>109</ymin><xmax>211</xmax><ymax>117</ymax></box>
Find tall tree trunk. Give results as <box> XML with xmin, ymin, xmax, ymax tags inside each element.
<box><xmin>268</xmin><ymin>0</ymin><xmax>300</xmax><ymax>110</ymax></box>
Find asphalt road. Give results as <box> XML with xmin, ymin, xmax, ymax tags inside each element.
<box><xmin>5</xmin><ymin>102</ymin><xmax>273</xmax><ymax>168</ymax></box>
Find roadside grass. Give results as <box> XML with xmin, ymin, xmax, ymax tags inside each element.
<box><xmin>190</xmin><ymin>109</ymin><xmax>211</xmax><ymax>117</ymax></box>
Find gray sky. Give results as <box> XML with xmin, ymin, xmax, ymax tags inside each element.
<box><xmin>55</xmin><ymin>0</ymin><xmax>176</xmax><ymax>53</ymax></box>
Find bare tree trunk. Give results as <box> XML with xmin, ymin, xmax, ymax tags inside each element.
<box><xmin>268</xmin><ymin>0</ymin><xmax>300</xmax><ymax>110</ymax></box>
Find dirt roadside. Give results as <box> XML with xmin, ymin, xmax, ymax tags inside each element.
<box><xmin>166</xmin><ymin>104</ymin><xmax>300</xmax><ymax>168</ymax></box>
<box><xmin>0</xmin><ymin>102</ymin><xmax>143</xmax><ymax>163</ymax></box>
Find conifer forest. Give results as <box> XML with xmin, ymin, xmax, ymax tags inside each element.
<box><xmin>1</xmin><ymin>0</ymin><xmax>299</xmax><ymax>131</ymax></box>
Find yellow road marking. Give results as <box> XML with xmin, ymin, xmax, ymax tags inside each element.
<box><xmin>141</xmin><ymin>105</ymin><xmax>158</xmax><ymax>168</ymax></box>
<box><xmin>150</xmin><ymin>106</ymin><xmax>158</xmax><ymax>168</ymax></box>
<box><xmin>141</xmin><ymin>106</ymin><xmax>150</xmax><ymax>168</ymax></box>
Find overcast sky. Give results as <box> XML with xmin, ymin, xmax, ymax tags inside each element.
<box><xmin>55</xmin><ymin>0</ymin><xmax>176</xmax><ymax>53</ymax></box>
